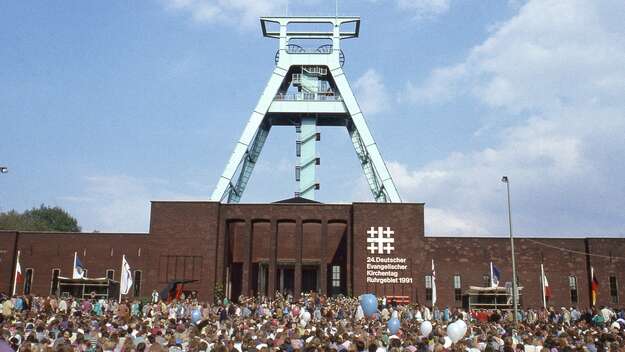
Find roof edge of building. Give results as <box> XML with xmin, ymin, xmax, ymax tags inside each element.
<box><xmin>0</xmin><ymin>230</ymin><xmax>149</xmax><ymax>236</ymax></box>
<box><xmin>425</xmin><ymin>234</ymin><xmax>625</xmax><ymax>239</ymax></box>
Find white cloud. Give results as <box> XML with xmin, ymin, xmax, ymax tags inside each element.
<box><xmin>60</xmin><ymin>175</ymin><xmax>204</xmax><ymax>233</ymax></box>
<box><xmin>425</xmin><ymin>207</ymin><xmax>488</xmax><ymax>235</ymax></box>
<box><xmin>397</xmin><ymin>0</ymin><xmax>451</xmax><ymax>19</ymax></box>
<box><xmin>394</xmin><ymin>0</ymin><xmax>625</xmax><ymax>236</ymax></box>
<box><xmin>407</xmin><ymin>0</ymin><xmax>625</xmax><ymax>111</ymax></box>
<box><xmin>404</xmin><ymin>64</ymin><xmax>466</xmax><ymax>104</ymax></box>
<box><xmin>353</xmin><ymin>69</ymin><xmax>390</xmax><ymax>116</ymax></box>
<box><xmin>163</xmin><ymin>0</ymin><xmax>288</xmax><ymax>27</ymax></box>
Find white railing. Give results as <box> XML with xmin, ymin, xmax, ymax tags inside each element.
<box><xmin>303</xmin><ymin>66</ymin><xmax>327</xmax><ymax>76</ymax></box>
<box><xmin>274</xmin><ymin>93</ymin><xmax>342</xmax><ymax>101</ymax></box>
<box><xmin>292</xmin><ymin>75</ymin><xmax>330</xmax><ymax>91</ymax></box>
<box><xmin>286</xmin><ymin>47</ymin><xmax>332</xmax><ymax>54</ymax></box>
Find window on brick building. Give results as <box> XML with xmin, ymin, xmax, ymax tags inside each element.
<box><xmin>610</xmin><ymin>275</ymin><xmax>618</xmax><ymax>304</ymax></box>
<box><xmin>569</xmin><ymin>275</ymin><xmax>578</xmax><ymax>304</ymax></box>
<box><xmin>483</xmin><ymin>274</ymin><xmax>490</xmax><ymax>287</ymax></box>
<box><xmin>332</xmin><ymin>266</ymin><xmax>341</xmax><ymax>288</ymax></box>
<box><xmin>453</xmin><ymin>275</ymin><xmax>462</xmax><ymax>302</ymax></box>
<box><xmin>134</xmin><ymin>270</ymin><xmax>142</xmax><ymax>297</ymax></box>
<box><xmin>24</xmin><ymin>268</ymin><xmax>34</xmax><ymax>295</ymax></box>
<box><xmin>106</xmin><ymin>269</ymin><xmax>115</xmax><ymax>280</ymax></box>
<box><xmin>425</xmin><ymin>275</ymin><xmax>432</xmax><ymax>301</ymax></box>
<box><xmin>50</xmin><ymin>268</ymin><xmax>60</xmax><ymax>295</ymax></box>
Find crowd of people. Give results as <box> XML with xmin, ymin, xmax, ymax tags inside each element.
<box><xmin>2</xmin><ymin>291</ymin><xmax>625</xmax><ymax>352</ymax></box>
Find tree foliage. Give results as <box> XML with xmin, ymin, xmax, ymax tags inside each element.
<box><xmin>0</xmin><ymin>204</ymin><xmax>81</xmax><ymax>232</ymax></box>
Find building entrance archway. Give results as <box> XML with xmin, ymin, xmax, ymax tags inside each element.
<box><xmin>277</xmin><ymin>265</ymin><xmax>295</xmax><ymax>296</ymax></box>
<box><xmin>302</xmin><ymin>265</ymin><xmax>319</xmax><ymax>293</ymax></box>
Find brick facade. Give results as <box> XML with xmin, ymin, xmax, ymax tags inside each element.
<box><xmin>0</xmin><ymin>200</ymin><xmax>623</xmax><ymax>309</ymax></box>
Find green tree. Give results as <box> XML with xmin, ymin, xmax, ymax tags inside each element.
<box><xmin>0</xmin><ymin>204</ymin><xmax>81</xmax><ymax>232</ymax></box>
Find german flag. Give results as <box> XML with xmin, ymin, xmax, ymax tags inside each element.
<box><xmin>591</xmin><ymin>266</ymin><xmax>599</xmax><ymax>306</ymax></box>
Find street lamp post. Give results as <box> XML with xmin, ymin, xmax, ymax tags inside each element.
<box><xmin>501</xmin><ymin>176</ymin><xmax>518</xmax><ymax>326</ymax></box>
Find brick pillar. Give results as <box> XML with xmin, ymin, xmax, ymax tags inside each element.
<box><xmin>320</xmin><ymin>220</ymin><xmax>328</xmax><ymax>295</ymax></box>
<box><xmin>241</xmin><ymin>220</ymin><xmax>252</xmax><ymax>297</ymax></box>
<box><xmin>215</xmin><ymin>209</ymin><xmax>226</xmax><ymax>298</ymax></box>
<box><xmin>346</xmin><ymin>220</ymin><xmax>352</xmax><ymax>296</ymax></box>
<box><xmin>268</xmin><ymin>220</ymin><xmax>277</xmax><ymax>298</ymax></box>
<box><xmin>294</xmin><ymin>219</ymin><xmax>302</xmax><ymax>298</ymax></box>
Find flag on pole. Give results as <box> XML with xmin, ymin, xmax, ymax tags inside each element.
<box><xmin>490</xmin><ymin>262</ymin><xmax>501</xmax><ymax>288</ymax></box>
<box><xmin>591</xmin><ymin>266</ymin><xmax>599</xmax><ymax>306</ymax></box>
<box><xmin>120</xmin><ymin>255</ymin><xmax>133</xmax><ymax>295</ymax></box>
<box><xmin>431</xmin><ymin>259</ymin><xmax>437</xmax><ymax>306</ymax></box>
<box><xmin>540</xmin><ymin>263</ymin><xmax>551</xmax><ymax>309</ymax></box>
<box><xmin>73</xmin><ymin>252</ymin><xmax>86</xmax><ymax>279</ymax></box>
<box><xmin>543</xmin><ymin>273</ymin><xmax>552</xmax><ymax>301</ymax></box>
<box><xmin>13</xmin><ymin>250</ymin><xmax>22</xmax><ymax>296</ymax></box>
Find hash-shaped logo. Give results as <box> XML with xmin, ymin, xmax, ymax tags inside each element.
<box><xmin>367</xmin><ymin>226</ymin><xmax>395</xmax><ymax>254</ymax></box>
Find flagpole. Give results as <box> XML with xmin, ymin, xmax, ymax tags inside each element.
<box><xmin>501</xmin><ymin>176</ymin><xmax>518</xmax><ymax>326</ymax></box>
<box><xmin>119</xmin><ymin>254</ymin><xmax>125</xmax><ymax>303</ymax></box>
<box><xmin>73</xmin><ymin>251</ymin><xmax>77</xmax><ymax>278</ymax></box>
<box><xmin>540</xmin><ymin>263</ymin><xmax>546</xmax><ymax>310</ymax></box>
<box><xmin>12</xmin><ymin>250</ymin><xmax>20</xmax><ymax>296</ymax></box>
<box><xmin>490</xmin><ymin>262</ymin><xmax>493</xmax><ymax>287</ymax></box>
<box><xmin>431</xmin><ymin>259</ymin><xmax>436</xmax><ymax>307</ymax></box>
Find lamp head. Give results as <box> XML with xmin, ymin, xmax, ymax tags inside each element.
<box><xmin>0</xmin><ymin>166</ymin><xmax>7</xmax><ymax>174</ymax></box>
<box><xmin>501</xmin><ymin>176</ymin><xmax>508</xmax><ymax>183</ymax></box>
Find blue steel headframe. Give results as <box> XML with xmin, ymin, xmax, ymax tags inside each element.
<box><xmin>260</xmin><ymin>16</ymin><xmax>360</xmax><ymax>40</ymax></box>
<box><xmin>211</xmin><ymin>16</ymin><xmax>401</xmax><ymax>203</ymax></box>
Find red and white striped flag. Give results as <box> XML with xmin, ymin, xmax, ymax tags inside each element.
<box><xmin>543</xmin><ymin>272</ymin><xmax>552</xmax><ymax>300</ymax></box>
<box><xmin>540</xmin><ymin>263</ymin><xmax>552</xmax><ymax>309</ymax></box>
<box><xmin>13</xmin><ymin>250</ymin><xmax>23</xmax><ymax>295</ymax></box>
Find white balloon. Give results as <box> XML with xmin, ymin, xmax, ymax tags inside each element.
<box><xmin>446</xmin><ymin>320</ymin><xmax>467</xmax><ymax>343</ymax></box>
<box><xmin>456</xmin><ymin>319</ymin><xmax>467</xmax><ymax>333</ymax></box>
<box><xmin>302</xmin><ymin>311</ymin><xmax>311</xmax><ymax>322</ymax></box>
<box><xmin>420</xmin><ymin>321</ymin><xmax>433</xmax><ymax>337</ymax></box>
<box><xmin>446</xmin><ymin>322</ymin><xmax>459</xmax><ymax>343</ymax></box>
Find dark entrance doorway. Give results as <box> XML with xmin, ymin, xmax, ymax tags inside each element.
<box><xmin>302</xmin><ymin>265</ymin><xmax>319</xmax><ymax>293</ymax></box>
<box><xmin>253</xmin><ymin>263</ymin><xmax>269</xmax><ymax>297</ymax></box>
<box><xmin>277</xmin><ymin>265</ymin><xmax>295</xmax><ymax>296</ymax></box>
<box><xmin>229</xmin><ymin>263</ymin><xmax>242</xmax><ymax>301</ymax></box>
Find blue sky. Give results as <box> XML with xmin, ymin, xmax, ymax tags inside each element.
<box><xmin>2</xmin><ymin>0</ymin><xmax>624</xmax><ymax>236</ymax></box>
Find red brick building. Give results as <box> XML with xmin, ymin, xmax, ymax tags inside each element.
<box><xmin>1</xmin><ymin>199</ymin><xmax>624</xmax><ymax>309</ymax></box>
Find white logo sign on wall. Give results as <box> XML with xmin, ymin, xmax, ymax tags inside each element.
<box><xmin>367</xmin><ymin>226</ymin><xmax>395</xmax><ymax>254</ymax></box>
<box><xmin>365</xmin><ymin>226</ymin><xmax>412</xmax><ymax>284</ymax></box>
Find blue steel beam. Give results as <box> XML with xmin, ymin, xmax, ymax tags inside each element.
<box><xmin>298</xmin><ymin>117</ymin><xmax>318</xmax><ymax>199</ymax></box>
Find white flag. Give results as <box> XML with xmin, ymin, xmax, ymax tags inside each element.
<box><xmin>73</xmin><ymin>252</ymin><xmax>86</xmax><ymax>279</ymax></box>
<box><xmin>431</xmin><ymin>259</ymin><xmax>437</xmax><ymax>306</ymax></box>
<box><xmin>490</xmin><ymin>262</ymin><xmax>500</xmax><ymax>288</ymax></box>
<box><xmin>13</xmin><ymin>250</ymin><xmax>22</xmax><ymax>296</ymax></box>
<box><xmin>120</xmin><ymin>255</ymin><xmax>133</xmax><ymax>295</ymax></box>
